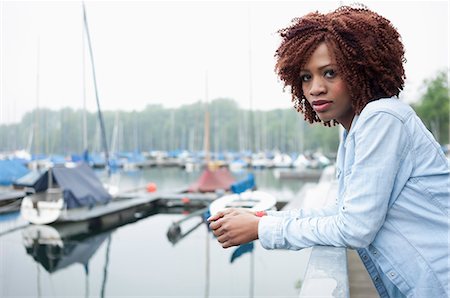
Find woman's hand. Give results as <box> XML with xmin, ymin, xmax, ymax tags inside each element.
<box><xmin>208</xmin><ymin>208</ymin><xmax>261</xmax><ymax>248</ymax></box>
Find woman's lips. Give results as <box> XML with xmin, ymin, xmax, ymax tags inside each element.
<box><xmin>312</xmin><ymin>100</ymin><xmax>332</xmax><ymax>113</ymax></box>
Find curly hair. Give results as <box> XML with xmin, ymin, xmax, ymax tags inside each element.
<box><xmin>275</xmin><ymin>5</ymin><xmax>405</xmax><ymax>125</ymax></box>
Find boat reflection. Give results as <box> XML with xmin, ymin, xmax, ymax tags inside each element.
<box><xmin>166</xmin><ymin>207</ymin><xmax>209</xmax><ymax>245</ymax></box>
<box><xmin>21</xmin><ymin>201</ymin><xmax>166</xmax><ymax>297</ymax></box>
<box><xmin>22</xmin><ymin>196</ymin><xmax>163</xmax><ymax>273</ymax></box>
<box><xmin>23</xmin><ymin>224</ymin><xmax>110</xmax><ymax>274</ymax></box>
<box><xmin>21</xmin><ymin>191</ymin><xmax>261</xmax><ymax>298</ymax></box>
<box><xmin>22</xmin><ymin>223</ymin><xmax>114</xmax><ymax>298</ymax></box>
<box><xmin>21</xmin><ymin>198</ymin><xmax>208</xmax><ymax>272</ymax></box>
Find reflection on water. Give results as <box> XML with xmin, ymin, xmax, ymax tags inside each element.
<box><xmin>166</xmin><ymin>207</ymin><xmax>208</xmax><ymax>246</ymax></box>
<box><xmin>0</xmin><ymin>168</ymin><xmax>311</xmax><ymax>297</ymax></box>
<box><xmin>24</xmin><ymin>227</ymin><xmax>111</xmax><ymax>274</ymax></box>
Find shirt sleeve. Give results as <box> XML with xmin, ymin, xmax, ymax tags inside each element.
<box><xmin>258</xmin><ymin>111</ymin><xmax>410</xmax><ymax>250</ymax></box>
<box><xmin>266</xmin><ymin>202</ymin><xmax>339</xmax><ymax>218</ymax></box>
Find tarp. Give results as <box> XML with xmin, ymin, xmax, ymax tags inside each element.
<box><xmin>53</xmin><ymin>163</ymin><xmax>111</xmax><ymax>209</ymax></box>
<box><xmin>13</xmin><ymin>170</ymin><xmax>51</xmax><ymax>192</ymax></box>
<box><xmin>188</xmin><ymin>167</ymin><xmax>235</xmax><ymax>193</ymax></box>
<box><xmin>0</xmin><ymin>159</ymin><xmax>29</xmax><ymax>186</ymax></box>
<box><xmin>230</xmin><ymin>173</ymin><xmax>255</xmax><ymax>194</ymax></box>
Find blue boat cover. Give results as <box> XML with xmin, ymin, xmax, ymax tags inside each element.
<box><xmin>13</xmin><ymin>170</ymin><xmax>51</xmax><ymax>192</ymax></box>
<box><xmin>0</xmin><ymin>159</ymin><xmax>29</xmax><ymax>186</ymax></box>
<box><xmin>53</xmin><ymin>163</ymin><xmax>111</xmax><ymax>209</ymax></box>
<box><xmin>230</xmin><ymin>173</ymin><xmax>255</xmax><ymax>194</ymax></box>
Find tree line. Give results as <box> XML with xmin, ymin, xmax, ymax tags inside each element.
<box><xmin>0</xmin><ymin>99</ymin><xmax>339</xmax><ymax>156</ymax></box>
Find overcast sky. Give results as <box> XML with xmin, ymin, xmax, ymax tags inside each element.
<box><xmin>1</xmin><ymin>0</ymin><xmax>449</xmax><ymax>124</ymax></box>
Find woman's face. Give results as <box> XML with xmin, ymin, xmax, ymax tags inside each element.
<box><xmin>300</xmin><ymin>43</ymin><xmax>354</xmax><ymax>130</ymax></box>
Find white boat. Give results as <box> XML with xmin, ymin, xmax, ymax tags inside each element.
<box><xmin>272</xmin><ymin>152</ymin><xmax>293</xmax><ymax>168</ymax></box>
<box><xmin>293</xmin><ymin>152</ymin><xmax>331</xmax><ymax>169</ymax></box>
<box><xmin>20</xmin><ymin>163</ymin><xmax>159</xmax><ymax>225</ymax></box>
<box><xmin>229</xmin><ymin>159</ymin><xmax>248</xmax><ymax>172</ymax></box>
<box><xmin>251</xmin><ymin>152</ymin><xmax>273</xmax><ymax>169</ymax></box>
<box><xmin>209</xmin><ymin>190</ymin><xmax>276</xmax><ymax>215</ymax></box>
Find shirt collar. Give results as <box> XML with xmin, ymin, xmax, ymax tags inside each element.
<box><xmin>343</xmin><ymin>114</ymin><xmax>359</xmax><ymax>145</ymax></box>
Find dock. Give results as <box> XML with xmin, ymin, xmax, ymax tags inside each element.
<box><xmin>0</xmin><ymin>189</ymin><xmax>26</xmax><ymax>213</ymax></box>
<box><xmin>274</xmin><ymin>168</ymin><xmax>322</xmax><ymax>181</ymax></box>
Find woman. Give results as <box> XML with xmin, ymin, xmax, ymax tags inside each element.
<box><xmin>208</xmin><ymin>6</ymin><xmax>449</xmax><ymax>298</ymax></box>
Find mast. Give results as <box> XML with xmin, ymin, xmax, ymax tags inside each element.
<box><xmin>247</xmin><ymin>9</ymin><xmax>255</xmax><ymax>154</ymax></box>
<box><xmin>203</xmin><ymin>71</ymin><xmax>210</xmax><ymax>166</ymax></box>
<box><xmin>110</xmin><ymin>111</ymin><xmax>119</xmax><ymax>156</ymax></box>
<box><xmin>82</xmin><ymin>2</ymin><xmax>110</xmax><ymax>173</ymax></box>
<box><xmin>34</xmin><ymin>37</ymin><xmax>40</xmax><ymax>156</ymax></box>
<box><xmin>82</xmin><ymin>14</ymin><xmax>88</xmax><ymax>152</ymax></box>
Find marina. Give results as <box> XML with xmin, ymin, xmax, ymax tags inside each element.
<box><xmin>0</xmin><ymin>1</ymin><xmax>442</xmax><ymax>298</ymax></box>
<box><xmin>0</xmin><ymin>167</ymin><xmax>312</xmax><ymax>297</ymax></box>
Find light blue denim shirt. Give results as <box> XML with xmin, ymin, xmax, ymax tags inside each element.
<box><xmin>258</xmin><ymin>98</ymin><xmax>449</xmax><ymax>297</ymax></box>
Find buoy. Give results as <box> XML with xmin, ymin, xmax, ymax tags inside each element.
<box><xmin>181</xmin><ymin>197</ymin><xmax>190</xmax><ymax>204</ymax></box>
<box><xmin>146</xmin><ymin>182</ymin><xmax>157</xmax><ymax>193</ymax></box>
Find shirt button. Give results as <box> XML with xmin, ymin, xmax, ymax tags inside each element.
<box><xmin>374</xmin><ymin>276</ymin><xmax>379</xmax><ymax>282</ymax></box>
<box><xmin>363</xmin><ymin>255</ymin><xmax>368</xmax><ymax>261</ymax></box>
<box><xmin>389</xmin><ymin>272</ymin><xmax>396</xmax><ymax>277</ymax></box>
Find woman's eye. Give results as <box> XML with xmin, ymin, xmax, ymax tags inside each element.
<box><xmin>300</xmin><ymin>74</ymin><xmax>311</xmax><ymax>82</ymax></box>
<box><xmin>324</xmin><ymin>69</ymin><xmax>336</xmax><ymax>78</ymax></box>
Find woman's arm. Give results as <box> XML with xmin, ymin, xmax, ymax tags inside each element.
<box><xmin>265</xmin><ymin>202</ymin><xmax>339</xmax><ymax>219</ymax></box>
<box><xmin>208</xmin><ymin>199</ymin><xmax>339</xmax><ymax>248</ymax></box>
<box><xmin>210</xmin><ymin>111</ymin><xmax>410</xmax><ymax>249</ymax></box>
<box><xmin>259</xmin><ymin>112</ymin><xmax>411</xmax><ymax>249</ymax></box>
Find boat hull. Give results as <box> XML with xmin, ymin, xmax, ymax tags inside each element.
<box><xmin>209</xmin><ymin>190</ymin><xmax>276</xmax><ymax>215</ymax></box>
<box><xmin>21</xmin><ymin>192</ymin><xmax>64</xmax><ymax>225</ymax></box>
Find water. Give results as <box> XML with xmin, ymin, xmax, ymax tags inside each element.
<box><xmin>0</xmin><ymin>168</ymin><xmax>312</xmax><ymax>298</ymax></box>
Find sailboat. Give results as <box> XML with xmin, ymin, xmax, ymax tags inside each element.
<box><xmin>187</xmin><ymin>19</ymin><xmax>277</xmax><ymax>214</ymax></box>
<box><xmin>21</xmin><ymin>163</ymin><xmax>107</xmax><ymax>224</ymax></box>
<box><xmin>19</xmin><ymin>3</ymin><xmax>160</xmax><ymax>225</ymax></box>
<box><xmin>0</xmin><ymin>68</ymin><xmax>39</xmax><ymax>213</ymax></box>
<box><xmin>187</xmin><ymin>72</ymin><xmax>236</xmax><ymax>193</ymax></box>
<box><xmin>0</xmin><ymin>159</ymin><xmax>29</xmax><ymax>213</ymax></box>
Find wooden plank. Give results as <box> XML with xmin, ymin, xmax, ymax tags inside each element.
<box><xmin>347</xmin><ymin>249</ymin><xmax>379</xmax><ymax>298</ymax></box>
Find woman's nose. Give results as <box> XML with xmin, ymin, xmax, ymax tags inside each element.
<box><xmin>309</xmin><ymin>78</ymin><xmax>326</xmax><ymax>96</ymax></box>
